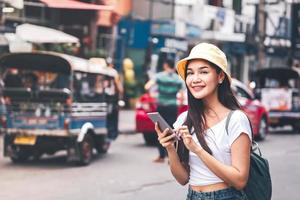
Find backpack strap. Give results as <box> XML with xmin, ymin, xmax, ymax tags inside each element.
<box><xmin>225</xmin><ymin>110</ymin><xmax>234</xmax><ymax>135</ymax></box>
<box><xmin>225</xmin><ymin>110</ymin><xmax>258</xmax><ymax>153</ymax></box>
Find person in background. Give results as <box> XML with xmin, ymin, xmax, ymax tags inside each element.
<box><xmin>0</xmin><ymin>74</ymin><xmax>5</xmax><ymax>121</ymax></box>
<box><xmin>3</xmin><ymin>68</ymin><xmax>22</xmax><ymax>88</ymax></box>
<box><xmin>22</xmin><ymin>72</ymin><xmax>38</xmax><ymax>90</ymax></box>
<box><xmin>106</xmin><ymin>57</ymin><xmax>124</xmax><ymax>141</ymax></box>
<box><xmin>145</xmin><ymin>59</ymin><xmax>184</xmax><ymax>163</ymax></box>
<box><xmin>155</xmin><ymin>43</ymin><xmax>251</xmax><ymax>199</ymax></box>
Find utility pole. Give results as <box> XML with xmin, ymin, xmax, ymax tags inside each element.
<box><xmin>0</xmin><ymin>1</ymin><xmax>4</xmax><ymax>26</ymax></box>
<box><xmin>258</xmin><ymin>0</ymin><xmax>266</xmax><ymax>68</ymax></box>
<box><xmin>171</xmin><ymin>0</ymin><xmax>175</xmax><ymax>20</ymax></box>
<box><xmin>149</xmin><ymin>0</ymin><xmax>153</xmax><ymax>20</ymax></box>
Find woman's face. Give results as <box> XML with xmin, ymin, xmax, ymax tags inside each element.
<box><xmin>185</xmin><ymin>59</ymin><xmax>223</xmax><ymax>100</ymax></box>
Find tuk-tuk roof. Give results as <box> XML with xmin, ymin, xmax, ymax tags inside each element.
<box><xmin>0</xmin><ymin>51</ymin><xmax>117</xmax><ymax>77</ymax></box>
<box><xmin>255</xmin><ymin>67</ymin><xmax>299</xmax><ymax>80</ymax></box>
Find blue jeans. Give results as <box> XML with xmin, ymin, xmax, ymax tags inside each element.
<box><xmin>186</xmin><ymin>187</ymin><xmax>248</xmax><ymax>200</ymax></box>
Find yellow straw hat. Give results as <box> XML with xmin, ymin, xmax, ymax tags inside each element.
<box><xmin>176</xmin><ymin>43</ymin><xmax>231</xmax><ymax>83</ymax></box>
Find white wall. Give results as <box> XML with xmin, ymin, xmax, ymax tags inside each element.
<box><xmin>132</xmin><ymin>0</ymin><xmax>173</xmax><ymax>20</ymax></box>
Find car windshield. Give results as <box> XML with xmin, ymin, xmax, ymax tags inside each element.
<box><xmin>262</xmin><ymin>77</ymin><xmax>296</xmax><ymax>88</ymax></box>
<box><xmin>255</xmin><ymin>68</ymin><xmax>300</xmax><ymax>88</ymax></box>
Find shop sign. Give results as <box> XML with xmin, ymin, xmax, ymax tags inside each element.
<box><xmin>261</xmin><ymin>88</ymin><xmax>292</xmax><ymax>111</ymax></box>
<box><xmin>186</xmin><ymin>23</ymin><xmax>201</xmax><ymax>38</ymax></box>
<box><xmin>164</xmin><ymin>38</ymin><xmax>188</xmax><ymax>52</ymax></box>
<box><xmin>151</xmin><ymin>20</ymin><xmax>175</xmax><ymax>36</ymax></box>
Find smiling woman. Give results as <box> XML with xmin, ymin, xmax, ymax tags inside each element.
<box><xmin>185</xmin><ymin>59</ymin><xmax>224</xmax><ymax>100</ymax></box>
<box><xmin>155</xmin><ymin>43</ymin><xmax>252</xmax><ymax>200</ymax></box>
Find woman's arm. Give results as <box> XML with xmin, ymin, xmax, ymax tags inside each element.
<box><xmin>179</xmin><ymin>125</ymin><xmax>251</xmax><ymax>190</ymax></box>
<box><xmin>166</xmin><ymin>146</ymin><xmax>189</xmax><ymax>185</ymax></box>
<box><xmin>195</xmin><ymin>134</ymin><xmax>251</xmax><ymax>190</ymax></box>
<box><xmin>155</xmin><ymin>123</ymin><xmax>189</xmax><ymax>185</ymax></box>
<box><xmin>114</xmin><ymin>74</ymin><xmax>124</xmax><ymax>95</ymax></box>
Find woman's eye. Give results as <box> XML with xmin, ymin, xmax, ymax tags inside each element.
<box><xmin>186</xmin><ymin>71</ymin><xmax>193</xmax><ymax>76</ymax></box>
<box><xmin>200</xmin><ymin>71</ymin><xmax>208</xmax><ymax>74</ymax></box>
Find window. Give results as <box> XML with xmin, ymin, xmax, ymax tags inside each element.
<box><xmin>233</xmin><ymin>85</ymin><xmax>252</xmax><ymax>99</ymax></box>
<box><xmin>73</xmin><ymin>72</ymin><xmax>105</xmax><ymax>102</ymax></box>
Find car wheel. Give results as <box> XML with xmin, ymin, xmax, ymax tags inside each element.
<box><xmin>292</xmin><ymin>124</ymin><xmax>300</xmax><ymax>133</ymax></box>
<box><xmin>10</xmin><ymin>146</ymin><xmax>31</xmax><ymax>163</ymax></box>
<box><xmin>95</xmin><ymin>135</ymin><xmax>110</xmax><ymax>154</ymax></box>
<box><xmin>257</xmin><ymin>116</ymin><xmax>268</xmax><ymax>141</ymax></box>
<box><xmin>143</xmin><ymin>132</ymin><xmax>157</xmax><ymax>146</ymax></box>
<box><xmin>77</xmin><ymin>134</ymin><xmax>93</xmax><ymax>166</ymax></box>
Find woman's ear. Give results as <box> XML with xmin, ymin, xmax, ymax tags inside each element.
<box><xmin>218</xmin><ymin>71</ymin><xmax>225</xmax><ymax>84</ymax></box>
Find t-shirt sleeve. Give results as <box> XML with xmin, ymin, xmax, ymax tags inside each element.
<box><xmin>227</xmin><ymin>110</ymin><xmax>252</xmax><ymax>146</ymax></box>
<box><xmin>173</xmin><ymin>111</ymin><xmax>188</xmax><ymax>129</ymax></box>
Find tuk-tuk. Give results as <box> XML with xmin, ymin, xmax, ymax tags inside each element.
<box><xmin>0</xmin><ymin>52</ymin><xmax>118</xmax><ymax>165</ymax></box>
<box><xmin>253</xmin><ymin>67</ymin><xmax>300</xmax><ymax>131</ymax></box>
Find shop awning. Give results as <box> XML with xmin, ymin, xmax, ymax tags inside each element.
<box><xmin>40</xmin><ymin>0</ymin><xmax>113</xmax><ymax>11</ymax></box>
<box><xmin>16</xmin><ymin>23</ymin><xmax>79</xmax><ymax>44</ymax></box>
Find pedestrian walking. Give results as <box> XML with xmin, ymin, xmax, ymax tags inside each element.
<box><xmin>155</xmin><ymin>43</ymin><xmax>252</xmax><ymax>199</ymax></box>
<box><xmin>145</xmin><ymin>59</ymin><xmax>184</xmax><ymax>163</ymax></box>
<box><xmin>0</xmin><ymin>74</ymin><xmax>5</xmax><ymax>120</ymax></box>
<box><xmin>106</xmin><ymin>57</ymin><xmax>124</xmax><ymax>141</ymax></box>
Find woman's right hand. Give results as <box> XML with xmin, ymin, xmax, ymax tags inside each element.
<box><xmin>154</xmin><ymin>122</ymin><xmax>176</xmax><ymax>150</ymax></box>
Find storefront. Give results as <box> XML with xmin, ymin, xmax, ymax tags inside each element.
<box><xmin>117</xmin><ymin>18</ymin><xmax>200</xmax><ymax>105</ymax></box>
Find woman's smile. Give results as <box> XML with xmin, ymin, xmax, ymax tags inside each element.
<box><xmin>185</xmin><ymin>59</ymin><xmax>222</xmax><ymax>100</ymax></box>
<box><xmin>191</xmin><ymin>85</ymin><xmax>205</xmax><ymax>92</ymax></box>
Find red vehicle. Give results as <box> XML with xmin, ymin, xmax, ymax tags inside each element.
<box><xmin>135</xmin><ymin>79</ymin><xmax>269</xmax><ymax>145</ymax></box>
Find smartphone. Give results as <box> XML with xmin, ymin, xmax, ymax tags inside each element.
<box><xmin>147</xmin><ymin>112</ymin><xmax>180</xmax><ymax>141</ymax></box>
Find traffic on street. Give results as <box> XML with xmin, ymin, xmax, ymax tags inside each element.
<box><xmin>0</xmin><ymin>121</ymin><xmax>300</xmax><ymax>200</ymax></box>
<box><xmin>1</xmin><ymin>1</ymin><xmax>300</xmax><ymax>200</ymax></box>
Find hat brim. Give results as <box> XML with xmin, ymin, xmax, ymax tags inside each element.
<box><xmin>176</xmin><ymin>56</ymin><xmax>232</xmax><ymax>83</ymax></box>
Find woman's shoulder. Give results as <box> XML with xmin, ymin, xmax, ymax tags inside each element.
<box><xmin>227</xmin><ymin>109</ymin><xmax>252</xmax><ymax>143</ymax></box>
<box><xmin>173</xmin><ymin>111</ymin><xmax>188</xmax><ymax>129</ymax></box>
<box><xmin>231</xmin><ymin>110</ymin><xmax>249</xmax><ymax>121</ymax></box>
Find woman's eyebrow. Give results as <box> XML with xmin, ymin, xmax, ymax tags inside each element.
<box><xmin>187</xmin><ymin>66</ymin><xmax>209</xmax><ymax>70</ymax></box>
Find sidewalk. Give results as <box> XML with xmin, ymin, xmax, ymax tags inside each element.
<box><xmin>119</xmin><ymin>109</ymin><xmax>136</xmax><ymax>134</ymax></box>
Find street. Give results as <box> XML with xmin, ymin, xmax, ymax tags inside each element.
<box><xmin>0</xmin><ymin>126</ymin><xmax>300</xmax><ymax>200</ymax></box>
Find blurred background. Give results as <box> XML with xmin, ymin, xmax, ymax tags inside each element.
<box><xmin>0</xmin><ymin>1</ymin><xmax>300</xmax><ymax>200</ymax></box>
<box><xmin>0</xmin><ymin>0</ymin><xmax>298</xmax><ymax>107</ymax></box>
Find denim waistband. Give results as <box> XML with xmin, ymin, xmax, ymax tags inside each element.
<box><xmin>187</xmin><ymin>186</ymin><xmax>245</xmax><ymax>200</ymax></box>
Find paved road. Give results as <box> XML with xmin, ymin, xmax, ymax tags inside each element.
<box><xmin>0</xmin><ymin>133</ymin><xmax>187</xmax><ymax>200</ymax></box>
<box><xmin>0</xmin><ymin>110</ymin><xmax>300</xmax><ymax>200</ymax></box>
<box><xmin>259</xmin><ymin>128</ymin><xmax>300</xmax><ymax>200</ymax></box>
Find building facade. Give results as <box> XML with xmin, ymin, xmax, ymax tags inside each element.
<box><xmin>2</xmin><ymin>0</ymin><xmax>131</xmax><ymax>59</ymax></box>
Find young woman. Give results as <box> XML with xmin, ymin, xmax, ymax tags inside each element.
<box><xmin>155</xmin><ymin>43</ymin><xmax>252</xmax><ymax>200</ymax></box>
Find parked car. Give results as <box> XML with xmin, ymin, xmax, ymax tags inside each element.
<box><xmin>253</xmin><ymin>67</ymin><xmax>300</xmax><ymax>131</ymax></box>
<box><xmin>231</xmin><ymin>79</ymin><xmax>269</xmax><ymax>140</ymax></box>
<box><xmin>135</xmin><ymin>78</ymin><xmax>269</xmax><ymax>145</ymax></box>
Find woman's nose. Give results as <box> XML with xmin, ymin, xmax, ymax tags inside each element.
<box><xmin>192</xmin><ymin>73</ymin><xmax>202</xmax><ymax>83</ymax></box>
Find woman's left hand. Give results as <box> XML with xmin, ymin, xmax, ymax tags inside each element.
<box><xmin>177</xmin><ymin>125</ymin><xmax>202</xmax><ymax>153</ymax></box>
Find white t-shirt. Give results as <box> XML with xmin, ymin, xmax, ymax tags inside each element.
<box><xmin>173</xmin><ymin>110</ymin><xmax>252</xmax><ymax>186</ymax></box>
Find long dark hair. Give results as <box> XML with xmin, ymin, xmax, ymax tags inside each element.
<box><xmin>177</xmin><ymin>60</ymin><xmax>241</xmax><ymax>165</ymax></box>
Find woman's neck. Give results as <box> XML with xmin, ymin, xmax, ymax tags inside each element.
<box><xmin>203</xmin><ymin>95</ymin><xmax>228</xmax><ymax>118</ymax></box>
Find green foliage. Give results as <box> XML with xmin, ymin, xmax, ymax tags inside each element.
<box><xmin>84</xmin><ymin>48</ymin><xmax>108</xmax><ymax>59</ymax></box>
